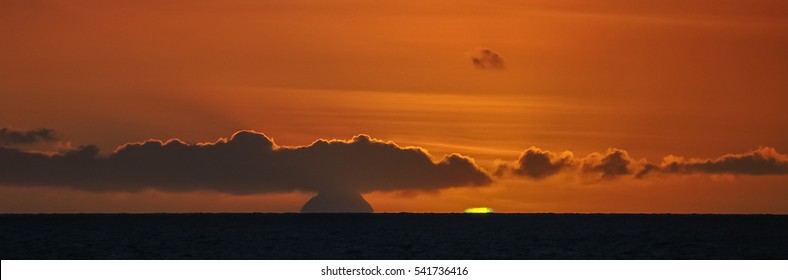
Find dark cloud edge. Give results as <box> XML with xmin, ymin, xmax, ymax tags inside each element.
<box><xmin>0</xmin><ymin>127</ymin><xmax>61</xmax><ymax>146</ymax></box>
<box><xmin>498</xmin><ymin>146</ymin><xmax>788</xmax><ymax>180</ymax></box>
<box><xmin>0</xmin><ymin>130</ymin><xmax>493</xmax><ymax>194</ymax></box>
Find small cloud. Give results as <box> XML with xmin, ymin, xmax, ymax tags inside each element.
<box><xmin>635</xmin><ymin>163</ymin><xmax>659</xmax><ymax>179</ymax></box>
<box><xmin>0</xmin><ymin>127</ymin><xmax>60</xmax><ymax>146</ymax></box>
<box><xmin>498</xmin><ymin>147</ymin><xmax>573</xmax><ymax>179</ymax></box>
<box><xmin>470</xmin><ymin>48</ymin><xmax>505</xmax><ymax>70</ymax></box>
<box><xmin>582</xmin><ymin>149</ymin><xmax>634</xmax><ymax>179</ymax></box>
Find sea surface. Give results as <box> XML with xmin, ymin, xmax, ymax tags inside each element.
<box><xmin>1</xmin><ymin>213</ymin><xmax>786</xmax><ymax>259</ymax></box>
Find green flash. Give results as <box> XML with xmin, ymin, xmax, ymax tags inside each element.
<box><xmin>464</xmin><ymin>207</ymin><xmax>494</xmax><ymax>214</ymax></box>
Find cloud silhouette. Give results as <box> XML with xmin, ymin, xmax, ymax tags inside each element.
<box><xmin>634</xmin><ymin>163</ymin><xmax>660</xmax><ymax>179</ymax></box>
<box><xmin>497</xmin><ymin>147</ymin><xmax>573</xmax><ymax>179</ymax></box>
<box><xmin>470</xmin><ymin>48</ymin><xmax>505</xmax><ymax>69</ymax></box>
<box><xmin>581</xmin><ymin>149</ymin><xmax>634</xmax><ymax>179</ymax></box>
<box><xmin>0</xmin><ymin>127</ymin><xmax>59</xmax><ymax>146</ymax></box>
<box><xmin>0</xmin><ymin>131</ymin><xmax>492</xmax><ymax>194</ymax></box>
<box><xmin>639</xmin><ymin>147</ymin><xmax>788</xmax><ymax>177</ymax></box>
<box><xmin>501</xmin><ymin>146</ymin><xmax>787</xmax><ymax>180</ymax></box>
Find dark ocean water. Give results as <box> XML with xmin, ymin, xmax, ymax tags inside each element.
<box><xmin>1</xmin><ymin>213</ymin><xmax>786</xmax><ymax>259</ymax></box>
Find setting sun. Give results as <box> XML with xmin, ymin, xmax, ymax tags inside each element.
<box><xmin>1</xmin><ymin>0</ymin><xmax>786</xmax><ymax>214</ymax></box>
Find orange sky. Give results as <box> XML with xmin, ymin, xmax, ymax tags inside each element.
<box><xmin>1</xmin><ymin>0</ymin><xmax>787</xmax><ymax>213</ymax></box>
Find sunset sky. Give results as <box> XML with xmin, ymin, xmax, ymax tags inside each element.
<box><xmin>1</xmin><ymin>0</ymin><xmax>787</xmax><ymax>213</ymax></box>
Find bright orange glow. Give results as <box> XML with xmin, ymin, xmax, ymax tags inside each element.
<box><xmin>1</xmin><ymin>0</ymin><xmax>787</xmax><ymax>213</ymax></box>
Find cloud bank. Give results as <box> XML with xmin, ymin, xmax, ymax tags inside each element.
<box><xmin>1</xmin><ymin>129</ymin><xmax>785</xmax><ymax>194</ymax></box>
<box><xmin>0</xmin><ymin>128</ymin><xmax>60</xmax><ymax>146</ymax></box>
<box><xmin>499</xmin><ymin>146</ymin><xmax>788</xmax><ymax>180</ymax></box>
<box><xmin>0</xmin><ymin>131</ymin><xmax>492</xmax><ymax>194</ymax></box>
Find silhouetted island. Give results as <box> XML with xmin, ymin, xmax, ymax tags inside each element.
<box><xmin>300</xmin><ymin>191</ymin><xmax>373</xmax><ymax>213</ymax></box>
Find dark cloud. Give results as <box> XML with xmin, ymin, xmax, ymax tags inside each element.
<box><xmin>582</xmin><ymin>149</ymin><xmax>634</xmax><ymax>179</ymax></box>
<box><xmin>638</xmin><ymin>147</ymin><xmax>788</xmax><ymax>177</ymax></box>
<box><xmin>0</xmin><ymin>131</ymin><xmax>492</xmax><ymax>194</ymax></box>
<box><xmin>502</xmin><ymin>146</ymin><xmax>787</xmax><ymax>180</ymax></box>
<box><xmin>635</xmin><ymin>163</ymin><xmax>660</xmax><ymax>179</ymax></box>
<box><xmin>470</xmin><ymin>48</ymin><xmax>505</xmax><ymax>69</ymax></box>
<box><xmin>0</xmin><ymin>127</ymin><xmax>59</xmax><ymax>146</ymax></box>
<box><xmin>498</xmin><ymin>147</ymin><xmax>573</xmax><ymax>179</ymax></box>
<box><xmin>499</xmin><ymin>147</ymin><xmax>634</xmax><ymax>180</ymax></box>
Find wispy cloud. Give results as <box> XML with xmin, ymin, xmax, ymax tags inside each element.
<box><xmin>0</xmin><ymin>128</ymin><xmax>60</xmax><ymax>146</ymax></box>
